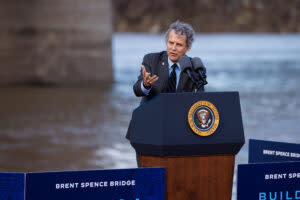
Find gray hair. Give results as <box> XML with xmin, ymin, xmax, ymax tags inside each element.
<box><xmin>165</xmin><ymin>20</ymin><xmax>195</xmax><ymax>48</ymax></box>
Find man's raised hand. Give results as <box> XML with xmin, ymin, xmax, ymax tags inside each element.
<box><xmin>142</xmin><ymin>65</ymin><xmax>159</xmax><ymax>87</ymax></box>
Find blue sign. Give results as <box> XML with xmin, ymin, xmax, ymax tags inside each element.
<box><xmin>237</xmin><ymin>161</ymin><xmax>300</xmax><ymax>200</ymax></box>
<box><xmin>0</xmin><ymin>168</ymin><xmax>165</xmax><ymax>200</ymax></box>
<box><xmin>249</xmin><ymin>139</ymin><xmax>300</xmax><ymax>163</ymax></box>
<box><xmin>0</xmin><ymin>173</ymin><xmax>24</xmax><ymax>200</ymax></box>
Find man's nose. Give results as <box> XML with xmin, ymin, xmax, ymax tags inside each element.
<box><xmin>171</xmin><ymin>44</ymin><xmax>176</xmax><ymax>50</ymax></box>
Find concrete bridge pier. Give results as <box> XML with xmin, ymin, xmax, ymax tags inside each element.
<box><xmin>0</xmin><ymin>0</ymin><xmax>113</xmax><ymax>85</ymax></box>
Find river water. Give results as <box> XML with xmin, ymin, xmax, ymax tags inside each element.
<box><xmin>0</xmin><ymin>33</ymin><xmax>300</xmax><ymax>198</ymax></box>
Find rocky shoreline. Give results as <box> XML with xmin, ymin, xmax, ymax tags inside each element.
<box><xmin>113</xmin><ymin>0</ymin><xmax>300</xmax><ymax>33</ymax></box>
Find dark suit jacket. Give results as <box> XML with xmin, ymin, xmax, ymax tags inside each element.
<box><xmin>126</xmin><ymin>51</ymin><xmax>205</xmax><ymax>139</ymax></box>
<box><xmin>133</xmin><ymin>51</ymin><xmax>204</xmax><ymax>105</ymax></box>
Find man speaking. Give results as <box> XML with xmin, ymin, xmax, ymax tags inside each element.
<box><xmin>126</xmin><ymin>21</ymin><xmax>207</xmax><ymax>141</ymax></box>
<box><xmin>133</xmin><ymin>20</ymin><xmax>206</xmax><ymax>105</ymax></box>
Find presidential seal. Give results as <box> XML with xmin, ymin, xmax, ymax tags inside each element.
<box><xmin>187</xmin><ymin>101</ymin><xmax>219</xmax><ymax>136</ymax></box>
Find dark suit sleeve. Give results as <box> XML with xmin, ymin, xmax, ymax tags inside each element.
<box><xmin>133</xmin><ymin>54</ymin><xmax>152</xmax><ymax>97</ymax></box>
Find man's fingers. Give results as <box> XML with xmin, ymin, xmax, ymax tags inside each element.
<box><xmin>145</xmin><ymin>72</ymin><xmax>151</xmax><ymax>80</ymax></box>
<box><xmin>142</xmin><ymin>66</ymin><xmax>159</xmax><ymax>86</ymax></box>
<box><xmin>148</xmin><ymin>75</ymin><xmax>159</xmax><ymax>84</ymax></box>
<box><xmin>149</xmin><ymin>75</ymin><xmax>158</xmax><ymax>82</ymax></box>
<box><xmin>145</xmin><ymin>74</ymin><xmax>153</xmax><ymax>83</ymax></box>
<box><xmin>141</xmin><ymin>65</ymin><xmax>146</xmax><ymax>78</ymax></box>
<box><xmin>152</xmin><ymin>76</ymin><xmax>159</xmax><ymax>84</ymax></box>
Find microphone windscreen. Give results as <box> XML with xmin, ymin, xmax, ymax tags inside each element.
<box><xmin>178</xmin><ymin>55</ymin><xmax>192</xmax><ymax>71</ymax></box>
<box><xmin>192</xmin><ymin>57</ymin><xmax>205</xmax><ymax>71</ymax></box>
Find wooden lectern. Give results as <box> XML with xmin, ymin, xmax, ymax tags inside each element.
<box><xmin>129</xmin><ymin>92</ymin><xmax>245</xmax><ymax>200</ymax></box>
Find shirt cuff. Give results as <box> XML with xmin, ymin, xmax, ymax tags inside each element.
<box><xmin>141</xmin><ymin>81</ymin><xmax>151</xmax><ymax>95</ymax></box>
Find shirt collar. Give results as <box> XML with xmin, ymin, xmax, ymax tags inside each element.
<box><xmin>167</xmin><ymin>57</ymin><xmax>181</xmax><ymax>70</ymax></box>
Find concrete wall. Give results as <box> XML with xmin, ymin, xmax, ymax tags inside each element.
<box><xmin>0</xmin><ymin>0</ymin><xmax>112</xmax><ymax>85</ymax></box>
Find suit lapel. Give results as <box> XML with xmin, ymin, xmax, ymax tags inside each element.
<box><xmin>176</xmin><ymin>70</ymin><xmax>189</xmax><ymax>92</ymax></box>
<box><xmin>158</xmin><ymin>52</ymin><xmax>169</xmax><ymax>92</ymax></box>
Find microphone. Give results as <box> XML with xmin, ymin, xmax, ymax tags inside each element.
<box><xmin>178</xmin><ymin>55</ymin><xmax>198</xmax><ymax>84</ymax></box>
<box><xmin>191</xmin><ymin>57</ymin><xmax>207</xmax><ymax>85</ymax></box>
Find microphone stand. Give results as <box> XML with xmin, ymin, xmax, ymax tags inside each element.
<box><xmin>190</xmin><ymin>59</ymin><xmax>206</xmax><ymax>92</ymax></box>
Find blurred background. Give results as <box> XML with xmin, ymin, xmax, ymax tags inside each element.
<box><xmin>0</xmin><ymin>0</ymin><xmax>300</xmax><ymax>198</ymax></box>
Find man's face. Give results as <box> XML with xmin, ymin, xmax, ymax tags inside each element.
<box><xmin>166</xmin><ymin>29</ymin><xmax>190</xmax><ymax>63</ymax></box>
